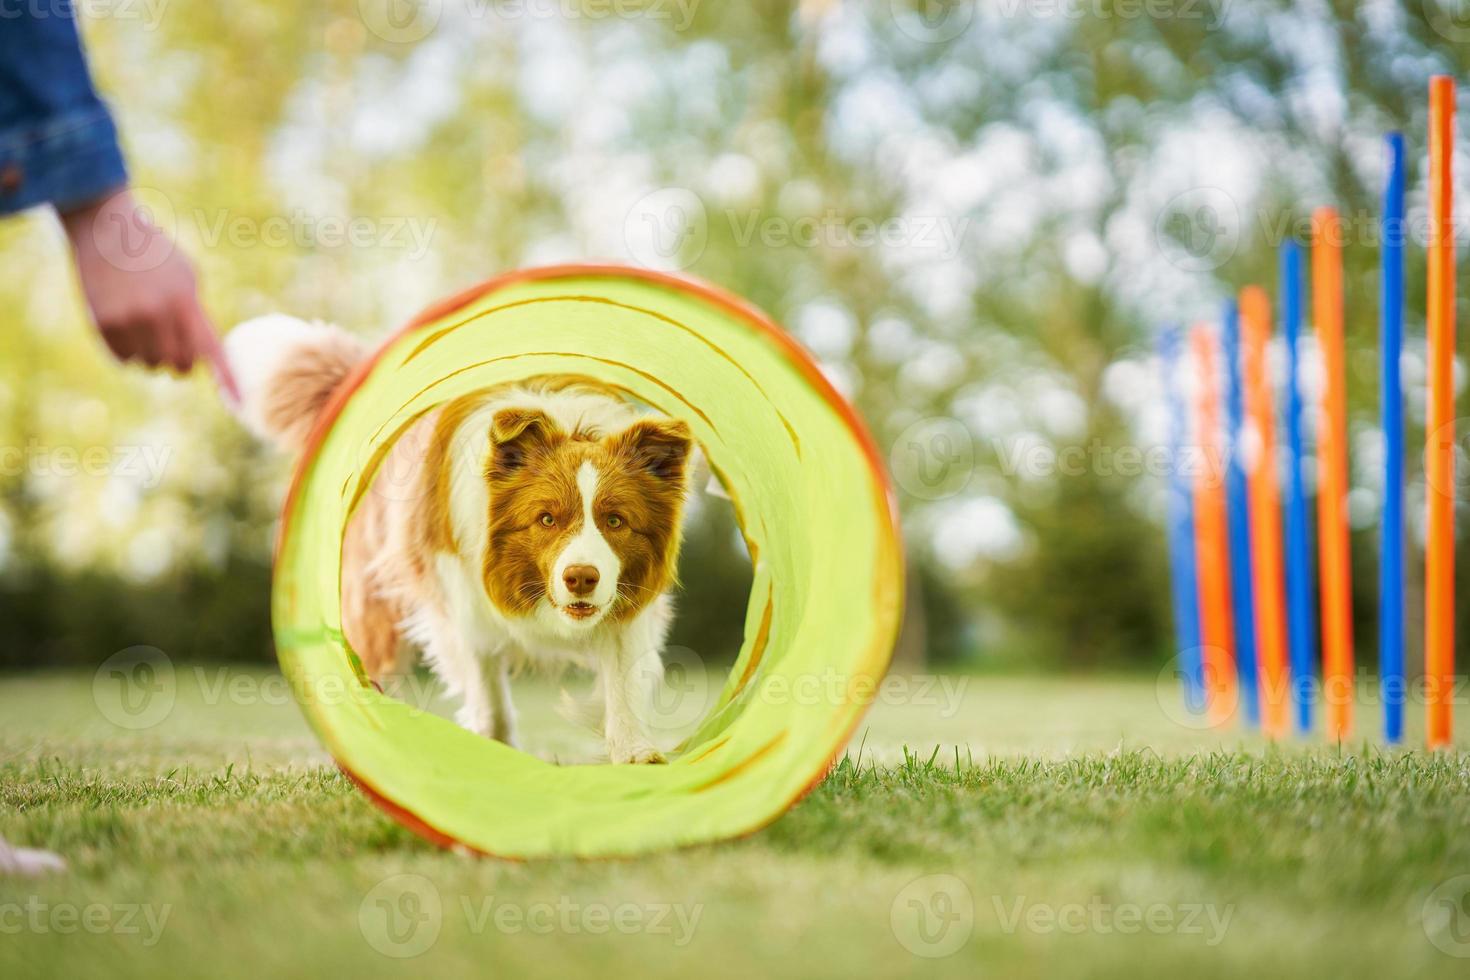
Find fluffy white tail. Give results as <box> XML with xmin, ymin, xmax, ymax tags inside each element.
<box><xmin>224</xmin><ymin>315</ymin><xmax>367</xmax><ymax>453</ymax></box>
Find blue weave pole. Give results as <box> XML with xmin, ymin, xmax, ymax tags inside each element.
<box><xmin>1380</xmin><ymin>132</ymin><xmax>1407</xmax><ymax>744</ymax></box>
<box><xmin>1159</xmin><ymin>326</ymin><xmax>1205</xmax><ymax>712</ymax></box>
<box><xmin>1281</xmin><ymin>240</ymin><xmax>1317</xmax><ymax>735</ymax></box>
<box><xmin>1222</xmin><ymin>300</ymin><xmax>1260</xmax><ymax>727</ymax></box>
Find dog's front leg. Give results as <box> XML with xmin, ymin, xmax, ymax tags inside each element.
<box><xmin>447</xmin><ymin>653</ymin><xmax>518</xmax><ymax>747</ymax></box>
<box><xmin>418</xmin><ymin>610</ymin><xmax>515</xmax><ymax>746</ymax></box>
<box><xmin>603</xmin><ymin>636</ymin><xmax>666</xmax><ymax>765</ymax></box>
<box><xmin>449</xmin><ymin>649</ymin><xmax>521</xmax><ymax>747</ymax></box>
<box><xmin>482</xmin><ymin>653</ymin><xmax>518</xmax><ymax>746</ymax></box>
<box><xmin>445</xmin><ymin>649</ymin><xmax>500</xmax><ymax>742</ymax></box>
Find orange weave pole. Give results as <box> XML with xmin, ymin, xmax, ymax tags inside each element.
<box><xmin>1312</xmin><ymin>207</ymin><xmax>1354</xmax><ymax>741</ymax></box>
<box><xmin>1190</xmin><ymin>324</ymin><xmax>1238</xmax><ymax>725</ymax></box>
<box><xmin>1240</xmin><ymin>287</ymin><xmax>1290</xmax><ymax>738</ymax></box>
<box><xmin>1426</xmin><ymin>76</ymin><xmax>1456</xmax><ymax>749</ymax></box>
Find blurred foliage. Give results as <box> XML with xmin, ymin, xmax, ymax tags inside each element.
<box><xmin>0</xmin><ymin>0</ymin><xmax>1466</xmax><ymax>672</ymax></box>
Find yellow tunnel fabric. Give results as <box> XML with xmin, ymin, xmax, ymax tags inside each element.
<box><xmin>272</xmin><ymin>266</ymin><xmax>903</xmax><ymax>857</ymax></box>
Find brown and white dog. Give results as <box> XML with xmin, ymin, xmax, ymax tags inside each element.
<box><xmin>226</xmin><ymin>315</ymin><xmax>694</xmax><ymax>763</ymax></box>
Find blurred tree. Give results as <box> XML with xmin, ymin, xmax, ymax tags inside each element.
<box><xmin>0</xmin><ymin>0</ymin><xmax>1464</xmax><ymax>676</ymax></box>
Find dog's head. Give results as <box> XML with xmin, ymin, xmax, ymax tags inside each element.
<box><xmin>482</xmin><ymin>408</ymin><xmax>694</xmax><ymax>633</ymax></box>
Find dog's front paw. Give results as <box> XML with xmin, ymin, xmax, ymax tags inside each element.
<box><xmin>456</xmin><ymin>709</ymin><xmax>518</xmax><ymax>748</ymax></box>
<box><xmin>608</xmin><ymin>741</ymin><xmax>667</xmax><ymax>765</ymax></box>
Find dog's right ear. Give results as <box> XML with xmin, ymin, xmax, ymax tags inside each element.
<box><xmin>488</xmin><ymin>408</ymin><xmax>561</xmax><ymax>477</ymax></box>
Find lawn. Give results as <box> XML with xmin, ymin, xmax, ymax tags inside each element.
<box><xmin>3</xmin><ymin>667</ymin><xmax>1470</xmax><ymax>979</ymax></box>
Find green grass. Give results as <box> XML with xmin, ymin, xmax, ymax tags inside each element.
<box><xmin>4</xmin><ymin>668</ymin><xmax>1470</xmax><ymax>979</ymax></box>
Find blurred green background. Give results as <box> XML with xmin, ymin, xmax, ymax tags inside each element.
<box><xmin>0</xmin><ymin>0</ymin><xmax>1466</xmax><ymax>674</ymax></box>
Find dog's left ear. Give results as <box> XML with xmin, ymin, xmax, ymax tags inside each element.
<box><xmin>616</xmin><ymin>418</ymin><xmax>693</xmax><ymax>483</ymax></box>
<box><xmin>488</xmin><ymin>408</ymin><xmax>561</xmax><ymax>477</ymax></box>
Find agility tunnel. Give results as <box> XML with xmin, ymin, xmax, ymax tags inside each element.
<box><xmin>270</xmin><ymin>264</ymin><xmax>904</xmax><ymax>857</ymax></box>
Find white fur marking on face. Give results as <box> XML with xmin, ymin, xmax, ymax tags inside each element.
<box><xmin>550</xmin><ymin>462</ymin><xmax>620</xmax><ymax>614</ymax></box>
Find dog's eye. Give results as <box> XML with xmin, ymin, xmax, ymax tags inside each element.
<box><xmin>538</xmin><ymin>513</ymin><xmax>556</xmax><ymax>528</ymax></box>
<box><xmin>606</xmin><ymin>515</ymin><xmax>623</xmax><ymax>529</ymax></box>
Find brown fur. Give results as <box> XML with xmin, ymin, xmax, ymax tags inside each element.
<box><xmin>259</xmin><ymin>331</ymin><xmax>366</xmax><ymax>451</ymax></box>
<box><xmin>234</xmin><ymin>311</ymin><xmax>696</xmax><ymax>759</ymax></box>
<box><xmin>266</xmin><ymin>360</ymin><xmax>692</xmax><ymax>682</ymax></box>
<box><xmin>481</xmin><ymin>408</ymin><xmax>693</xmax><ymax>623</ymax></box>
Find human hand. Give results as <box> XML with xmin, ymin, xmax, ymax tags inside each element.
<box><xmin>59</xmin><ymin>187</ymin><xmax>240</xmax><ymax>404</ymax></box>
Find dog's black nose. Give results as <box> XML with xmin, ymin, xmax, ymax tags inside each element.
<box><xmin>563</xmin><ymin>564</ymin><xmax>600</xmax><ymax>597</ymax></box>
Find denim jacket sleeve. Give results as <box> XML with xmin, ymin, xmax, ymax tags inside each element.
<box><xmin>0</xmin><ymin>4</ymin><xmax>129</xmax><ymax>215</ymax></box>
